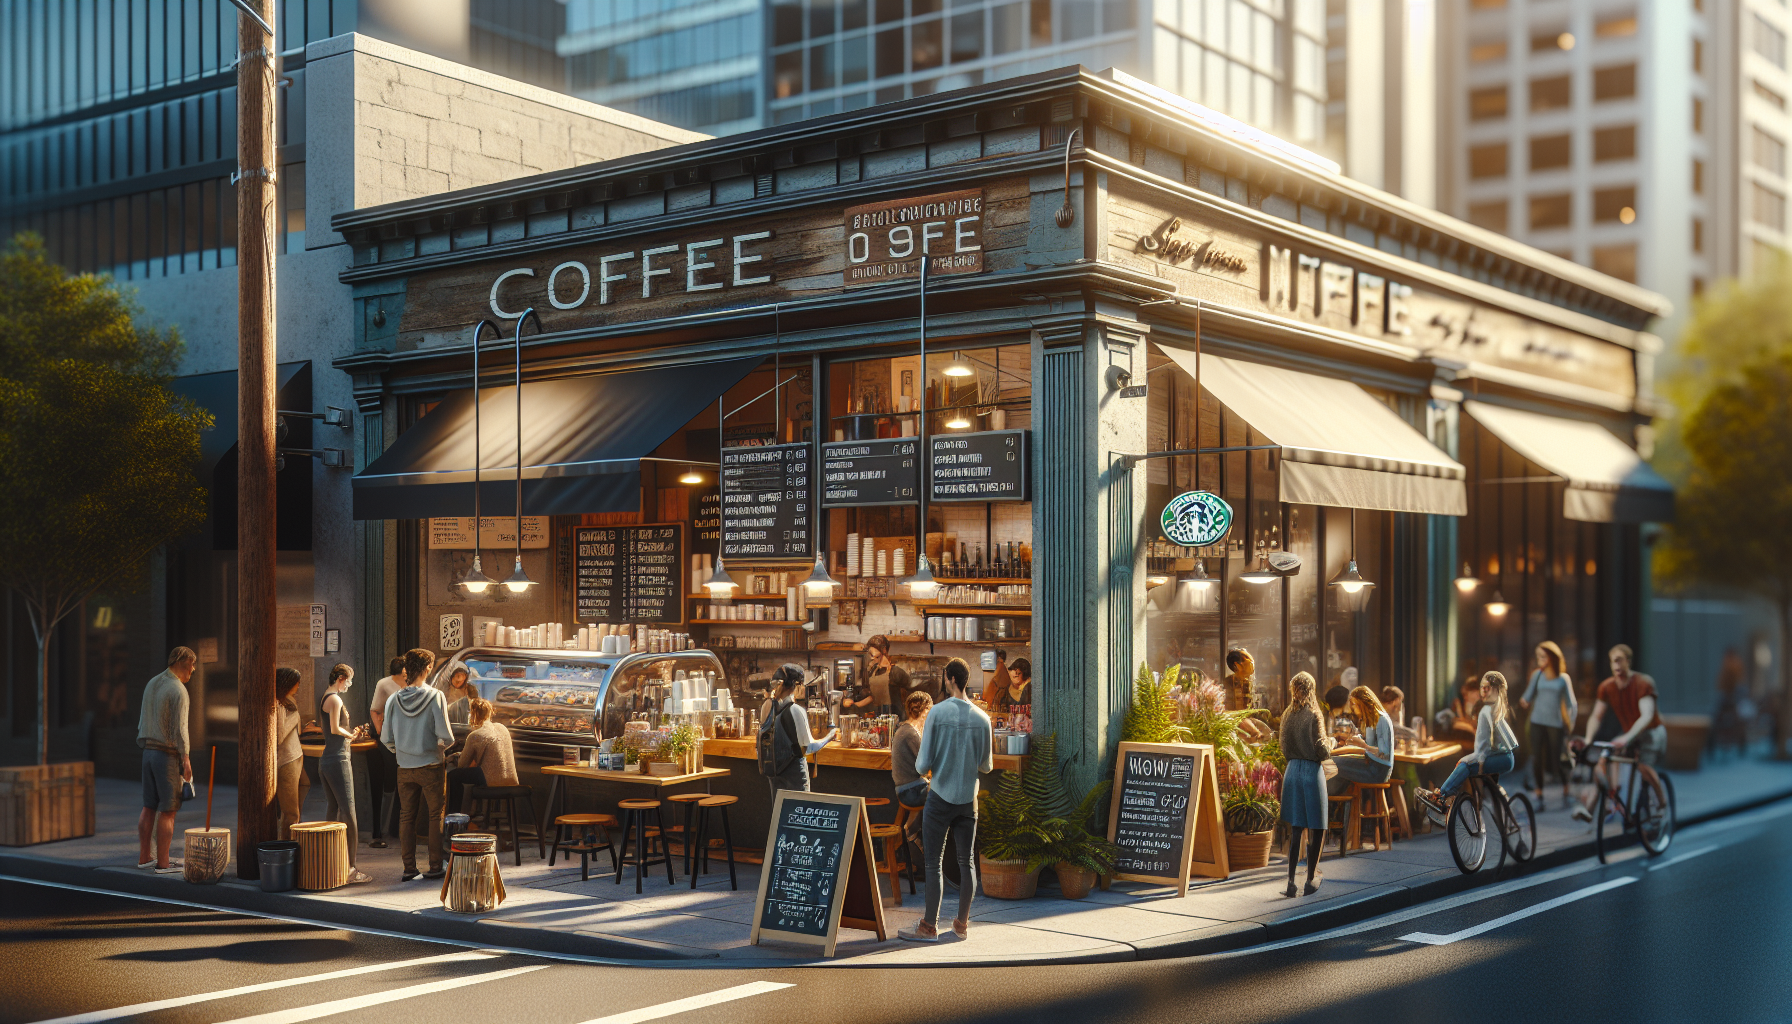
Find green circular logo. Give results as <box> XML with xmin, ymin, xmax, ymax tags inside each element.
<box><xmin>1161</xmin><ymin>490</ymin><xmax>1233</xmax><ymax>548</ymax></box>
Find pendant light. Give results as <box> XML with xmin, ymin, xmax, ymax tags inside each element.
<box><xmin>1485</xmin><ymin>591</ymin><xmax>1511</xmax><ymax>617</ymax></box>
<box><xmin>456</xmin><ymin>319</ymin><xmax>502</xmax><ymax>595</ymax></box>
<box><xmin>1146</xmin><ymin>569</ymin><xmax>1173</xmax><ymax>589</ymax></box>
<box><xmin>945</xmin><ymin>412</ymin><xmax>972</xmax><ymax>429</ymax></box>
<box><xmin>942</xmin><ymin>351</ymin><xmax>974</xmax><ymax>377</ymax></box>
<box><xmin>679</xmin><ymin>467</ymin><xmax>703</xmax><ymax>485</ymax></box>
<box><xmin>706</xmin><ymin>393</ymin><xmax>738</xmax><ymax>603</ymax></box>
<box><xmin>1453</xmin><ymin>562</ymin><xmax>1480</xmax><ymax>593</ymax></box>
<box><xmin>902</xmin><ymin>256</ymin><xmax>941</xmax><ymax>601</ymax></box>
<box><xmin>502</xmin><ymin>309</ymin><xmax>540</xmax><ymax>594</ymax></box>
<box><xmin>1240</xmin><ymin>555</ymin><xmax>1281</xmax><ymax>584</ymax></box>
<box><xmin>1326</xmin><ymin>508</ymin><xmax>1375</xmax><ymax>594</ymax></box>
<box><xmin>1179</xmin><ymin>559</ymin><xmax>1216</xmax><ymax>590</ymax></box>
<box><xmin>802</xmin><ymin>553</ymin><xmax>840</xmax><ymax>606</ymax></box>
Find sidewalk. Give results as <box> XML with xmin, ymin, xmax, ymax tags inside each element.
<box><xmin>4</xmin><ymin>757</ymin><xmax>1789</xmax><ymax>967</ymax></box>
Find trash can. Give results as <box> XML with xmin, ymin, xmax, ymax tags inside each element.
<box><xmin>256</xmin><ymin>840</ymin><xmax>300</xmax><ymax>893</ymax></box>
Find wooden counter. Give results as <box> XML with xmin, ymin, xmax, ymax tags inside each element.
<box><xmin>701</xmin><ymin>737</ymin><xmax>1028</xmax><ymax>773</ymax></box>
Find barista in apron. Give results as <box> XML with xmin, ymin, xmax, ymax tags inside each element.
<box><xmin>863</xmin><ymin>634</ymin><xmax>912</xmax><ymax>717</ymax></box>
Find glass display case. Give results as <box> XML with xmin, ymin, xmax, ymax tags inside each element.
<box><xmin>427</xmin><ymin>647</ymin><xmax>726</xmax><ymax>759</ymax></box>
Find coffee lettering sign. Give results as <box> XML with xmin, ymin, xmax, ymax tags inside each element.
<box><xmin>844</xmin><ymin>190</ymin><xmax>985</xmax><ymax>284</ymax></box>
<box><xmin>486</xmin><ymin>232</ymin><xmax>774</xmax><ymax>321</ymax></box>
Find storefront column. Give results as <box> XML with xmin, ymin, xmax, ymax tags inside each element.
<box><xmin>1429</xmin><ymin>391</ymin><xmax>1462</xmax><ymax>716</ymax></box>
<box><xmin>1032</xmin><ymin>317</ymin><xmax>1149</xmax><ymax>793</ymax></box>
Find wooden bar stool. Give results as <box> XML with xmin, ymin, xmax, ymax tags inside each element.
<box><xmin>868</xmin><ymin>823</ymin><xmax>913</xmax><ymax>904</ymax></box>
<box><xmin>615</xmin><ymin>798</ymin><xmax>674</xmax><ymax>893</ymax></box>
<box><xmin>1386</xmin><ymin>778</ymin><xmax>1414</xmax><ymax>841</ymax></box>
<box><xmin>549</xmin><ymin>813</ymin><xmax>618</xmax><ymax>880</ymax></box>
<box><xmin>1324</xmin><ymin>788</ymin><xmax>1358</xmax><ymax>856</ymax></box>
<box><xmin>1354</xmin><ymin>782</ymin><xmax>1395</xmax><ymax>851</ymax></box>
<box><xmin>894</xmin><ymin>800</ymin><xmax>924</xmax><ymax>882</ymax></box>
<box><xmin>688</xmin><ymin>795</ymin><xmax>740</xmax><ymax>891</ymax></box>
<box><xmin>468</xmin><ymin>785</ymin><xmax>544</xmax><ymax>866</ymax></box>
<box><xmin>664</xmin><ymin>792</ymin><xmax>708</xmax><ymax>876</ymax></box>
<box><xmin>863</xmin><ymin>796</ymin><xmax>891</xmax><ymax>825</ymax></box>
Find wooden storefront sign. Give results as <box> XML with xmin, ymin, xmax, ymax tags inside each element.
<box><xmin>751</xmin><ymin>790</ymin><xmax>887</xmax><ymax>957</ymax></box>
<box><xmin>1106</xmin><ymin>741</ymin><xmax>1229</xmax><ymax>896</ymax></box>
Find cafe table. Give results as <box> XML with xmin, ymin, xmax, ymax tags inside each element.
<box><xmin>1388</xmin><ymin>741</ymin><xmax>1462</xmax><ymax>835</ymax></box>
<box><xmin>300</xmin><ymin>738</ymin><xmax>379</xmax><ymax>759</ymax></box>
<box><xmin>537</xmin><ymin>764</ymin><xmax>730</xmax><ymax>833</ymax></box>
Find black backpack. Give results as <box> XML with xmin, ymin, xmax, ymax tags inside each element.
<box><xmin>757</xmin><ymin>699</ymin><xmax>800</xmax><ymax>777</ymax></box>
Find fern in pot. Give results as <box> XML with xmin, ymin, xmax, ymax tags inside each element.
<box><xmin>976</xmin><ymin>767</ymin><xmax>1063</xmax><ymax>900</ymax></box>
<box><xmin>1021</xmin><ymin>734</ymin><xmax>1119</xmax><ymax>899</ymax></box>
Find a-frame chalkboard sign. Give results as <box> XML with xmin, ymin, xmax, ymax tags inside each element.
<box><xmin>1105</xmin><ymin>741</ymin><xmax>1230</xmax><ymax>896</ymax></box>
<box><xmin>750</xmin><ymin>790</ymin><xmax>887</xmax><ymax>957</ymax></box>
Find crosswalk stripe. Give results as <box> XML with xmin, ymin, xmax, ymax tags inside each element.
<box><xmin>210</xmin><ymin>965</ymin><xmax>550</xmax><ymax>1024</ymax></box>
<box><xmin>570</xmin><ymin>982</ymin><xmax>795</xmax><ymax>1024</ymax></box>
<box><xmin>1399</xmin><ymin>877</ymin><xmax>1637</xmax><ymax>946</ymax></box>
<box><xmin>24</xmin><ymin>952</ymin><xmax>502</xmax><ymax>1024</ymax></box>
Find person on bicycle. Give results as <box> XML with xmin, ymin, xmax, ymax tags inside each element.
<box><xmin>1571</xmin><ymin>644</ymin><xmax>1667</xmax><ymax>822</ymax></box>
<box><xmin>1416</xmin><ymin>671</ymin><xmax>1518</xmax><ymax>819</ymax></box>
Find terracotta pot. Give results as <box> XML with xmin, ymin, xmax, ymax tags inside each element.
<box><xmin>1054</xmin><ymin>861</ymin><xmax>1098</xmax><ymax>900</ymax></box>
<box><xmin>1226</xmin><ymin>829</ymin><xmax>1275</xmax><ymax>871</ymax></box>
<box><xmin>978</xmin><ymin>855</ymin><xmax>1039</xmax><ymax>899</ymax></box>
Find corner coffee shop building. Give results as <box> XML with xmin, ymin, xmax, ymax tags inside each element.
<box><xmin>335</xmin><ymin>67</ymin><xmax>1672</xmax><ymax>789</ymax></box>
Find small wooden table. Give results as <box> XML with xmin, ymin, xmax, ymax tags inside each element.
<box><xmin>538</xmin><ymin>764</ymin><xmax>731</xmax><ymax>834</ymax></box>
<box><xmin>1394</xmin><ymin>741</ymin><xmax>1463</xmax><ymax>766</ymax></box>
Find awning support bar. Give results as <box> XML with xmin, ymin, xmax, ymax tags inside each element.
<box><xmin>1116</xmin><ymin>444</ymin><xmax>1280</xmax><ymax>468</ymax></box>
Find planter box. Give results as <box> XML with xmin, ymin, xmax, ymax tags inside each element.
<box><xmin>1662</xmin><ymin>714</ymin><xmax>1710</xmax><ymax>772</ymax></box>
<box><xmin>0</xmin><ymin>762</ymin><xmax>95</xmax><ymax>846</ymax></box>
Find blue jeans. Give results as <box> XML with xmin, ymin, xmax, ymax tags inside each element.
<box><xmin>1441</xmin><ymin>750</ymin><xmax>1516</xmax><ymax>796</ymax></box>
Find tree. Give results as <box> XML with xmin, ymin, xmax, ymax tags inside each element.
<box><xmin>0</xmin><ymin>234</ymin><xmax>209</xmax><ymax>765</ymax></box>
<box><xmin>1655</xmin><ymin>355</ymin><xmax>1792</xmax><ymax>757</ymax></box>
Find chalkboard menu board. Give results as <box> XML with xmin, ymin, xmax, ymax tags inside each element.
<box><xmin>1105</xmin><ymin>741</ymin><xmax>1229</xmax><ymax>894</ymax></box>
<box><xmin>721</xmin><ymin>442</ymin><xmax>811</xmax><ymax>559</ymax></box>
<box><xmin>821</xmin><ymin>438</ymin><xmax>919</xmax><ymax>508</ymax></box>
<box><xmin>574</xmin><ymin>524</ymin><xmax>685</xmax><ymax>625</ymax></box>
<box><xmin>750</xmin><ymin>791</ymin><xmax>885</xmax><ymax>956</ymax></box>
<box><xmin>695</xmin><ymin>491</ymin><xmax>721</xmax><ymax>545</ymax></box>
<box><xmin>929</xmin><ymin>428</ymin><xmax>1029</xmax><ymax>502</ymax></box>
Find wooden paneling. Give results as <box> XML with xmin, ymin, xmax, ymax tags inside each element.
<box><xmin>0</xmin><ymin>762</ymin><xmax>95</xmax><ymax>846</ymax></box>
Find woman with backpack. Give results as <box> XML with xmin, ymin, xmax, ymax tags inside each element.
<box><xmin>757</xmin><ymin>664</ymin><xmax>837</xmax><ymax>798</ymax></box>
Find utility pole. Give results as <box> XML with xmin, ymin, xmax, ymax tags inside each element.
<box><xmin>234</xmin><ymin>0</ymin><xmax>279</xmax><ymax>880</ymax></box>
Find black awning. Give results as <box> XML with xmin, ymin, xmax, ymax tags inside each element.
<box><xmin>168</xmin><ymin>362</ymin><xmax>313</xmax><ymax>550</ymax></box>
<box><xmin>352</xmin><ymin>357</ymin><xmax>761</xmax><ymax>521</ymax></box>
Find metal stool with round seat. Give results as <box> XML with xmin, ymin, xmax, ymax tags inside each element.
<box><xmin>615</xmin><ymin>798</ymin><xmax>674</xmax><ymax>893</ymax></box>
<box><xmin>664</xmin><ymin>792</ymin><xmax>709</xmax><ymax>876</ymax></box>
<box><xmin>687</xmin><ymin>795</ymin><xmax>740</xmax><ymax>891</ymax></box>
<box><xmin>467</xmin><ymin>785</ymin><xmax>544</xmax><ymax>866</ymax></box>
<box><xmin>549</xmin><ymin>813</ymin><xmax>619</xmax><ymax>880</ymax></box>
<box><xmin>868</xmin><ymin>822</ymin><xmax>914</xmax><ymax>905</ymax></box>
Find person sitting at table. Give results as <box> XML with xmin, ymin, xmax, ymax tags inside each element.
<box><xmin>759</xmin><ymin>664</ymin><xmax>837</xmax><ymax>798</ymax></box>
<box><xmin>1380</xmin><ymin>686</ymin><xmax>1421</xmax><ymax>744</ymax></box>
<box><xmin>993</xmin><ymin>658</ymin><xmax>1032</xmax><ymax>708</ymax></box>
<box><xmin>441</xmin><ymin>666</ymin><xmax>476</xmax><ymax>727</ymax></box>
<box><xmin>1327</xmin><ymin>686</ymin><xmax>1394</xmax><ymax>795</ymax></box>
<box><xmin>1437</xmin><ymin>675</ymin><xmax>1482</xmax><ymax>743</ymax></box>
<box><xmin>1323</xmin><ymin>680</ymin><xmax>1354</xmax><ymax>735</ymax></box>
<box><xmin>449</xmin><ymin>698</ymin><xmax>517</xmax><ymax>816</ymax></box>
<box><xmin>891</xmin><ymin>691</ymin><xmax>933</xmax><ymax>841</ymax></box>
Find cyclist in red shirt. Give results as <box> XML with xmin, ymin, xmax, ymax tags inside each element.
<box><xmin>1573</xmin><ymin>644</ymin><xmax>1668</xmax><ymax>822</ymax></box>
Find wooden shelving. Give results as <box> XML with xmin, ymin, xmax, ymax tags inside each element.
<box><xmin>690</xmin><ymin>619</ymin><xmax>807</xmax><ymax>626</ymax></box>
<box><xmin>916</xmin><ymin>606</ymin><xmax>1032</xmax><ymax>616</ymax></box>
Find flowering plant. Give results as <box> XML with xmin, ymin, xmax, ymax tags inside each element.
<box><xmin>1221</xmin><ymin>757</ymin><xmax>1282</xmax><ymax>834</ymax></box>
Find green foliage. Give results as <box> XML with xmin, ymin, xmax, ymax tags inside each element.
<box><xmin>1181</xmin><ymin>676</ymin><xmax>1260</xmax><ymax>768</ymax></box>
<box><xmin>659</xmin><ymin>722</ymin><xmax>701</xmax><ymax>759</ymax></box>
<box><xmin>1220</xmin><ymin>756</ymin><xmax>1283</xmax><ymax>834</ymax></box>
<box><xmin>977</xmin><ymin>763</ymin><xmax>1063</xmax><ymax>871</ymax></box>
<box><xmin>0</xmin><ymin>233</ymin><xmax>208</xmax><ymax>764</ymax></box>
<box><xmin>1021</xmin><ymin>733</ymin><xmax>1119</xmax><ymax>875</ymax></box>
<box><xmin>1255</xmin><ymin>733</ymin><xmax>1287</xmax><ymax>774</ymax></box>
<box><xmin>1121</xmin><ymin>662</ymin><xmax>1191</xmax><ymax>744</ymax></box>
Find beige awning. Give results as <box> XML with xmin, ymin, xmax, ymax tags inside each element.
<box><xmin>1465</xmin><ymin>401</ymin><xmax>1674</xmax><ymax>523</ymax></box>
<box><xmin>1161</xmin><ymin>350</ymin><xmax>1466</xmax><ymax>516</ymax></box>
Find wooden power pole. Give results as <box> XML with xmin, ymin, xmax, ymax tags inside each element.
<box><xmin>235</xmin><ymin>0</ymin><xmax>279</xmax><ymax>880</ymax></box>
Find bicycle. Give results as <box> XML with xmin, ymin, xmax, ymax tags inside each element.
<box><xmin>1576</xmin><ymin>739</ymin><xmax>1676</xmax><ymax>863</ymax></box>
<box><xmin>1428</xmin><ymin>772</ymin><xmax>1537</xmax><ymax>874</ymax></box>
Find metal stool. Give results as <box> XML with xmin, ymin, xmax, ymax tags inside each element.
<box><xmin>468</xmin><ymin>785</ymin><xmax>544</xmax><ymax>865</ymax></box>
<box><xmin>1354</xmin><ymin>781</ymin><xmax>1395</xmax><ymax>851</ymax></box>
<box><xmin>869</xmin><ymin>823</ymin><xmax>914</xmax><ymax>904</ymax></box>
<box><xmin>550</xmin><ymin>813</ymin><xmax>618</xmax><ymax>880</ymax></box>
<box><xmin>688</xmin><ymin>795</ymin><xmax>740</xmax><ymax>891</ymax></box>
<box><xmin>615</xmin><ymin>798</ymin><xmax>674</xmax><ymax>893</ymax></box>
<box><xmin>664</xmin><ymin>792</ymin><xmax>708</xmax><ymax>876</ymax></box>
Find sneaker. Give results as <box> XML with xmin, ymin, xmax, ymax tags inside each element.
<box><xmin>897</xmin><ymin>924</ymin><xmax>940</xmax><ymax>943</ymax></box>
<box><xmin>423</xmin><ymin>868</ymin><xmax>445</xmax><ymax>880</ymax></box>
<box><xmin>951</xmin><ymin>918</ymin><xmax>969</xmax><ymax>940</ymax></box>
<box><xmin>369</xmin><ymin>839</ymin><xmax>389</xmax><ymax>849</ymax></box>
<box><xmin>401</xmin><ymin>869</ymin><xmax>420</xmax><ymax>881</ymax></box>
<box><xmin>153</xmin><ymin>861</ymin><xmax>183</xmax><ymax>874</ymax></box>
<box><xmin>347</xmin><ymin>870</ymin><xmax>373</xmax><ymax>885</ymax></box>
<box><xmin>1571</xmin><ymin>805</ymin><xmax>1593</xmax><ymax>824</ymax></box>
<box><xmin>137</xmin><ymin>859</ymin><xmax>157</xmax><ymax>870</ymax></box>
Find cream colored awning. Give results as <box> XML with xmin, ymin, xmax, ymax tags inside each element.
<box><xmin>1465</xmin><ymin>401</ymin><xmax>1674</xmax><ymax>523</ymax></box>
<box><xmin>1161</xmin><ymin>349</ymin><xmax>1466</xmax><ymax>516</ymax></box>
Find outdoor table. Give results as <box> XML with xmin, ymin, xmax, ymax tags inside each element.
<box><xmin>538</xmin><ymin>764</ymin><xmax>730</xmax><ymax>833</ymax></box>
<box><xmin>1394</xmin><ymin>741</ymin><xmax>1462</xmax><ymax>765</ymax></box>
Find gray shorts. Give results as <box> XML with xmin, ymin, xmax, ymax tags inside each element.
<box><xmin>142</xmin><ymin>749</ymin><xmax>183</xmax><ymax>812</ymax></box>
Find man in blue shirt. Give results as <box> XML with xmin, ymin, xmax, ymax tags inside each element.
<box><xmin>901</xmin><ymin>658</ymin><xmax>993</xmax><ymax>943</ymax></box>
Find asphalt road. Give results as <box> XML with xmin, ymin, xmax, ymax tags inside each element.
<box><xmin>6</xmin><ymin>798</ymin><xmax>1790</xmax><ymax>1024</ymax></box>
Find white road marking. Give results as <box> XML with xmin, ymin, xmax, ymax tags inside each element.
<box><xmin>0</xmin><ymin>874</ymin><xmax>627</xmax><ymax>966</ymax></box>
<box><xmin>571</xmin><ymin>982</ymin><xmax>795</xmax><ymax>1024</ymax></box>
<box><xmin>1648</xmin><ymin>845</ymin><xmax>1718</xmax><ymax>871</ymax></box>
<box><xmin>210</xmin><ymin>965</ymin><xmax>549</xmax><ymax>1024</ymax></box>
<box><xmin>1399</xmin><ymin>877</ymin><xmax>1637</xmax><ymax>946</ymax></box>
<box><xmin>23</xmin><ymin>952</ymin><xmax>501</xmax><ymax>1024</ymax></box>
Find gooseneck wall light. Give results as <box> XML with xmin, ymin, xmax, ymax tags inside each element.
<box><xmin>901</xmin><ymin>256</ymin><xmax>941</xmax><ymax>601</ymax></box>
<box><xmin>503</xmin><ymin>309</ymin><xmax>542</xmax><ymax>594</ymax></box>
<box><xmin>456</xmin><ymin>319</ymin><xmax>503</xmax><ymax>595</ymax></box>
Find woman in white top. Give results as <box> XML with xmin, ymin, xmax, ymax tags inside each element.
<box><xmin>1418</xmin><ymin>671</ymin><xmax>1519</xmax><ymax>816</ymax></box>
<box><xmin>1327</xmin><ymin>686</ymin><xmax>1395</xmax><ymax>795</ymax></box>
<box><xmin>1519</xmin><ymin>640</ymin><xmax>1578</xmax><ymax>810</ymax></box>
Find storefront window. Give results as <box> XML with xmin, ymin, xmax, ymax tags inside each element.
<box><xmin>1322</xmin><ymin>506</ymin><xmax>1384</xmax><ymax>698</ymax></box>
<box><xmin>1286</xmin><ymin>504</ymin><xmax>1320</xmax><ymax>687</ymax></box>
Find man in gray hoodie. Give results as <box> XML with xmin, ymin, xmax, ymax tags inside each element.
<box><xmin>381</xmin><ymin>648</ymin><xmax>452</xmax><ymax>880</ymax></box>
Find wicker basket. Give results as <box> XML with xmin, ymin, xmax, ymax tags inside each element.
<box><xmin>978</xmin><ymin>855</ymin><xmax>1039</xmax><ymax>900</ymax></box>
<box><xmin>182</xmin><ymin>827</ymin><xmax>231</xmax><ymax>884</ymax></box>
<box><xmin>1226</xmin><ymin>829</ymin><xmax>1275</xmax><ymax>871</ymax></box>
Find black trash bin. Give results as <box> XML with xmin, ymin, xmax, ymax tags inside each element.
<box><xmin>257</xmin><ymin>840</ymin><xmax>300</xmax><ymax>893</ymax></box>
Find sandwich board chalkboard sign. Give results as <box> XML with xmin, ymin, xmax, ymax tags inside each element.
<box><xmin>1106</xmin><ymin>741</ymin><xmax>1229</xmax><ymax>895</ymax></box>
<box><xmin>750</xmin><ymin>790</ymin><xmax>887</xmax><ymax>956</ymax></box>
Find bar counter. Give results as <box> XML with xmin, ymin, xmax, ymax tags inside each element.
<box><xmin>700</xmin><ymin>737</ymin><xmax>1029</xmax><ymax>774</ymax></box>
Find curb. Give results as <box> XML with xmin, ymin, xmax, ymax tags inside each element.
<box><xmin>5</xmin><ymin>783</ymin><xmax>1788</xmax><ymax>968</ymax></box>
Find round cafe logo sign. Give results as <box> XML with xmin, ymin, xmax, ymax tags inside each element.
<box><xmin>1161</xmin><ymin>490</ymin><xmax>1234</xmax><ymax>548</ymax></box>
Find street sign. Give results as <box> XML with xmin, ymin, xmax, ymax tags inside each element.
<box><xmin>1161</xmin><ymin>490</ymin><xmax>1233</xmax><ymax>548</ymax></box>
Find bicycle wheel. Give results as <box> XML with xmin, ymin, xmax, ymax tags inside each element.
<box><xmin>1504</xmin><ymin>790</ymin><xmax>1537</xmax><ymax>862</ymax></box>
<box><xmin>1448</xmin><ymin>788</ymin><xmax>1488</xmax><ymax>873</ymax></box>
<box><xmin>1637</xmin><ymin>773</ymin><xmax>1676</xmax><ymax>856</ymax></box>
<box><xmin>1594</xmin><ymin>785</ymin><xmax>1612</xmax><ymax>864</ymax></box>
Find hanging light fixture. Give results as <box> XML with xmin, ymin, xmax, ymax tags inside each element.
<box><xmin>706</xmin><ymin>393</ymin><xmax>738</xmax><ymax>603</ymax></box>
<box><xmin>945</xmin><ymin>412</ymin><xmax>972</xmax><ymax>429</ymax></box>
<box><xmin>1453</xmin><ymin>562</ymin><xmax>1480</xmax><ymax>593</ymax></box>
<box><xmin>679</xmin><ymin>466</ymin><xmax>703</xmax><ymax>485</ymax></box>
<box><xmin>1327</xmin><ymin>508</ymin><xmax>1375</xmax><ymax>594</ymax></box>
<box><xmin>802</xmin><ymin>553</ymin><xmax>840</xmax><ymax>606</ymax></box>
<box><xmin>1485</xmin><ymin>590</ymin><xmax>1511</xmax><ymax>617</ymax></box>
<box><xmin>1179</xmin><ymin>559</ymin><xmax>1217</xmax><ymax>589</ymax></box>
<box><xmin>502</xmin><ymin>310</ymin><xmax>540</xmax><ymax>594</ymax></box>
<box><xmin>903</xmin><ymin>257</ymin><xmax>941</xmax><ymax>602</ymax></box>
<box><xmin>457</xmin><ymin>319</ymin><xmax>502</xmax><ymax>595</ymax></box>
<box><xmin>904</xmin><ymin>554</ymin><xmax>941</xmax><ymax>600</ymax></box>
<box><xmin>942</xmin><ymin>351</ymin><xmax>974</xmax><ymax>377</ymax></box>
<box><xmin>1145</xmin><ymin>569</ymin><xmax>1172</xmax><ymax>589</ymax></box>
<box><xmin>1240</xmin><ymin>555</ymin><xmax>1281</xmax><ymax>584</ymax></box>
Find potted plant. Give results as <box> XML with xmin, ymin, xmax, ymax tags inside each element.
<box><xmin>1121</xmin><ymin>663</ymin><xmax>1193</xmax><ymax>744</ymax></box>
<box><xmin>976</xmin><ymin>761</ymin><xmax>1062</xmax><ymax>899</ymax></box>
<box><xmin>660</xmin><ymin>722</ymin><xmax>702</xmax><ymax>774</ymax></box>
<box><xmin>1026</xmin><ymin>736</ymin><xmax>1118</xmax><ymax>899</ymax></box>
<box><xmin>1220</xmin><ymin>757</ymin><xmax>1282</xmax><ymax>870</ymax></box>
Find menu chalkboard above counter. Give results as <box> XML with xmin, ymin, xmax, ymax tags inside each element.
<box><xmin>750</xmin><ymin>791</ymin><xmax>885</xmax><ymax>956</ymax></box>
<box><xmin>721</xmin><ymin>443</ymin><xmax>811</xmax><ymax>560</ymax></box>
<box><xmin>1105</xmin><ymin>741</ymin><xmax>1228</xmax><ymax>895</ymax></box>
<box><xmin>930</xmin><ymin>429</ymin><xmax>1029</xmax><ymax>502</ymax></box>
<box><xmin>821</xmin><ymin>438</ymin><xmax>919</xmax><ymax>508</ymax></box>
<box><xmin>574</xmin><ymin>525</ymin><xmax>685</xmax><ymax>625</ymax></box>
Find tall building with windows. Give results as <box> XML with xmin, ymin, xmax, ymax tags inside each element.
<box><xmin>1442</xmin><ymin>0</ymin><xmax>1792</xmax><ymax>318</ymax></box>
<box><xmin>559</xmin><ymin>0</ymin><xmax>764</xmax><ymax>137</ymax></box>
